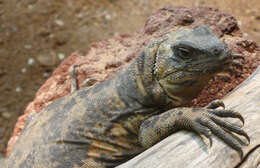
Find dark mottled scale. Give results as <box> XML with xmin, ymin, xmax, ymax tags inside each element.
<box><xmin>6</xmin><ymin>71</ymin><xmax>155</xmax><ymax>168</ymax></box>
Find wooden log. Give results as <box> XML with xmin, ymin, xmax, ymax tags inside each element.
<box><xmin>118</xmin><ymin>66</ymin><xmax>260</xmax><ymax>168</ymax></box>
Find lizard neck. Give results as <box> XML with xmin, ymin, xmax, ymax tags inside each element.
<box><xmin>116</xmin><ymin>59</ymin><xmax>172</xmax><ymax>109</ymax></box>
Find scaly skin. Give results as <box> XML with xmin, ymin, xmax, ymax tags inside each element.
<box><xmin>6</xmin><ymin>26</ymin><xmax>249</xmax><ymax>168</ymax></box>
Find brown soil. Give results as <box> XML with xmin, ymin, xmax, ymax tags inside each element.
<box><xmin>0</xmin><ymin>0</ymin><xmax>259</xmax><ymax>156</ymax></box>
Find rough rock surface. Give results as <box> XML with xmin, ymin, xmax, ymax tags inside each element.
<box><xmin>7</xmin><ymin>6</ymin><xmax>260</xmax><ymax>155</ymax></box>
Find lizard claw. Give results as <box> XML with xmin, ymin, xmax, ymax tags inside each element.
<box><xmin>216</xmin><ymin>72</ymin><xmax>232</xmax><ymax>82</ymax></box>
<box><xmin>232</xmin><ymin>60</ymin><xmax>243</xmax><ymax>70</ymax></box>
<box><xmin>206</xmin><ymin>99</ymin><xmax>225</xmax><ymax>109</ymax></box>
<box><xmin>232</xmin><ymin>53</ymin><xmax>244</xmax><ymax>60</ymax></box>
<box><xmin>208</xmin><ymin>112</ymin><xmax>250</xmax><ymax>144</ymax></box>
<box><xmin>80</xmin><ymin>78</ymin><xmax>98</xmax><ymax>88</ymax></box>
<box><xmin>69</xmin><ymin>64</ymin><xmax>80</xmax><ymax>93</ymax></box>
<box><xmin>197</xmin><ymin>115</ymin><xmax>247</xmax><ymax>159</ymax></box>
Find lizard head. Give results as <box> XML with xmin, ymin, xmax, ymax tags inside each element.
<box><xmin>152</xmin><ymin>26</ymin><xmax>232</xmax><ymax>105</ymax></box>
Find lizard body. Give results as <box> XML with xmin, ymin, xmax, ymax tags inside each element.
<box><xmin>6</xmin><ymin>26</ymin><xmax>249</xmax><ymax>168</ymax></box>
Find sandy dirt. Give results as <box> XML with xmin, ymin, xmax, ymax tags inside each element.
<box><xmin>0</xmin><ymin>0</ymin><xmax>259</xmax><ymax>156</ymax></box>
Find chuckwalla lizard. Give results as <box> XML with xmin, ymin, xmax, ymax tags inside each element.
<box><xmin>6</xmin><ymin>26</ymin><xmax>249</xmax><ymax>168</ymax></box>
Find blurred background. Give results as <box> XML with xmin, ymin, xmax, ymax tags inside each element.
<box><xmin>0</xmin><ymin>0</ymin><xmax>259</xmax><ymax>156</ymax></box>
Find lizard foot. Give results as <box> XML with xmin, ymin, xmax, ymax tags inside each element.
<box><xmin>177</xmin><ymin>106</ymin><xmax>250</xmax><ymax>159</ymax></box>
<box><xmin>69</xmin><ymin>64</ymin><xmax>98</xmax><ymax>93</ymax></box>
<box><xmin>216</xmin><ymin>53</ymin><xmax>244</xmax><ymax>81</ymax></box>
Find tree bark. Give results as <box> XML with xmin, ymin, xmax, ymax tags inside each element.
<box><xmin>118</xmin><ymin>66</ymin><xmax>260</xmax><ymax>168</ymax></box>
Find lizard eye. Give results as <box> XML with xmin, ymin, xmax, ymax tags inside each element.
<box><xmin>175</xmin><ymin>47</ymin><xmax>191</xmax><ymax>59</ymax></box>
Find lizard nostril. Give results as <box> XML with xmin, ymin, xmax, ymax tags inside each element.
<box><xmin>212</xmin><ymin>48</ymin><xmax>222</xmax><ymax>56</ymax></box>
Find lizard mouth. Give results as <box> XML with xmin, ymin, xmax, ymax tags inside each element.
<box><xmin>163</xmin><ymin>58</ymin><xmax>232</xmax><ymax>79</ymax></box>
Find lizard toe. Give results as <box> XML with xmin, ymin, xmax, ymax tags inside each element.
<box><xmin>69</xmin><ymin>64</ymin><xmax>80</xmax><ymax>93</ymax></box>
<box><xmin>191</xmin><ymin>122</ymin><xmax>212</xmax><ymax>147</ymax></box>
<box><xmin>232</xmin><ymin>60</ymin><xmax>243</xmax><ymax>70</ymax></box>
<box><xmin>206</xmin><ymin>99</ymin><xmax>225</xmax><ymax>109</ymax></box>
<box><xmin>198</xmin><ymin>117</ymin><xmax>244</xmax><ymax>159</ymax></box>
<box><xmin>208</xmin><ymin>109</ymin><xmax>244</xmax><ymax>126</ymax></box>
<box><xmin>215</xmin><ymin>73</ymin><xmax>232</xmax><ymax>82</ymax></box>
<box><xmin>232</xmin><ymin>53</ymin><xmax>244</xmax><ymax>60</ymax></box>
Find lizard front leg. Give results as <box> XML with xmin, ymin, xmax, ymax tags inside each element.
<box><xmin>138</xmin><ymin>101</ymin><xmax>250</xmax><ymax>158</ymax></box>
